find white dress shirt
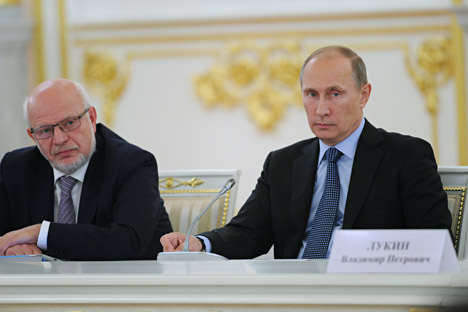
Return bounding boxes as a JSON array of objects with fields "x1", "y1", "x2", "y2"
[
  {"x1": 201, "y1": 118, "x2": 365, "y2": 256},
  {"x1": 297, "y1": 117, "x2": 365, "y2": 258}
]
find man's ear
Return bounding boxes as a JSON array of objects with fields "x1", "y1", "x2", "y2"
[
  {"x1": 360, "y1": 83, "x2": 372, "y2": 108},
  {"x1": 27, "y1": 128, "x2": 36, "y2": 143},
  {"x1": 88, "y1": 106, "x2": 98, "y2": 133}
]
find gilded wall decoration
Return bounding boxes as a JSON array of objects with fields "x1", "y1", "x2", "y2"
[
  {"x1": 0, "y1": 0, "x2": 20, "y2": 5},
  {"x1": 194, "y1": 41, "x2": 302, "y2": 131},
  {"x1": 82, "y1": 51, "x2": 128, "y2": 127},
  {"x1": 405, "y1": 36, "x2": 453, "y2": 157}
]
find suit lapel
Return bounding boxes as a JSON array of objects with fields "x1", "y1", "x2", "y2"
[
  {"x1": 30, "y1": 151, "x2": 54, "y2": 223},
  {"x1": 77, "y1": 131, "x2": 105, "y2": 224},
  {"x1": 343, "y1": 120, "x2": 384, "y2": 228},
  {"x1": 286, "y1": 139, "x2": 319, "y2": 256}
]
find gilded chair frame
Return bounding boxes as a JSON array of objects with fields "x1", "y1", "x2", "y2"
[
  {"x1": 158, "y1": 169, "x2": 241, "y2": 234},
  {"x1": 438, "y1": 166, "x2": 468, "y2": 259}
]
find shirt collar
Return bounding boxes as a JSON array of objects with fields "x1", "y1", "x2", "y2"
[
  {"x1": 318, "y1": 117, "x2": 365, "y2": 163},
  {"x1": 53, "y1": 159, "x2": 91, "y2": 185}
]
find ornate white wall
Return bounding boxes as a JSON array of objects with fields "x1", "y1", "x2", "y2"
[
  {"x1": 3, "y1": 0, "x2": 468, "y2": 208},
  {"x1": 0, "y1": 4, "x2": 32, "y2": 156}
]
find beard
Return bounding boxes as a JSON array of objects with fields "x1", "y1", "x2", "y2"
[{"x1": 38, "y1": 135, "x2": 96, "y2": 175}]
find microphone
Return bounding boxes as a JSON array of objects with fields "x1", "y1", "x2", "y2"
[
  {"x1": 157, "y1": 178, "x2": 235, "y2": 262},
  {"x1": 182, "y1": 178, "x2": 235, "y2": 252}
]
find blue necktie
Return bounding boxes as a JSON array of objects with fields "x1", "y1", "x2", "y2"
[
  {"x1": 58, "y1": 176, "x2": 78, "y2": 224},
  {"x1": 302, "y1": 147, "x2": 343, "y2": 259}
]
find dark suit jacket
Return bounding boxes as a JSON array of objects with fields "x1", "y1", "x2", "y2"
[
  {"x1": 202, "y1": 120, "x2": 452, "y2": 259},
  {"x1": 0, "y1": 124, "x2": 172, "y2": 260}
]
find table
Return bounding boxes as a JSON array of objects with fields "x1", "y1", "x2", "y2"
[{"x1": 0, "y1": 259, "x2": 467, "y2": 311}]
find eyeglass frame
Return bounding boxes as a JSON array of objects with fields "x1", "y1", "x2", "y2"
[{"x1": 29, "y1": 108, "x2": 90, "y2": 140}]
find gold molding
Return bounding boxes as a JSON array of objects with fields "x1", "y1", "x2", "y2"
[
  {"x1": 58, "y1": 0, "x2": 68, "y2": 78},
  {"x1": 125, "y1": 50, "x2": 218, "y2": 59},
  {"x1": 159, "y1": 177, "x2": 205, "y2": 190},
  {"x1": 74, "y1": 25, "x2": 451, "y2": 46},
  {"x1": 222, "y1": 190, "x2": 230, "y2": 225},
  {"x1": 0, "y1": 0, "x2": 20, "y2": 5},
  {"x1": 161, "y1": 189, "x2": 220, "y2": 194},
  {"x1": 444, "y1": 186, "x2": 466, "y2": 250},
  {"x1": 32, "y1": 0, "x2": 45, "y2": 84},
  {"x1": 69, "y1": 9, "x2": 454, "y2": 32},
  {"x1": 451, "y1": 16, "x2": 468, "y2": 165}
]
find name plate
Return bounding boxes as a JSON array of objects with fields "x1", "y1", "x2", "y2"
[{"x1": 327, "y1": 229, "x2": 460, "y2": 273}]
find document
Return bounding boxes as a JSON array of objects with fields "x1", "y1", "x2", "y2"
[{"x1": 0, "y1": 254, "x2": 58, "y2": 262}]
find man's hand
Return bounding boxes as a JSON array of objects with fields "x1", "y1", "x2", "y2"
[
  {"x1": 0, "y1": 224, "x2": 41, "y2": 256},
  {"x1": 160, "y1": 232, "x2": 202, "y2": 252},
  {"x1": 5, "y1": 243, "x2": 42, "y2": 256}
]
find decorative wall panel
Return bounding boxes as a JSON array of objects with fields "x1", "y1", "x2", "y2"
[{"x1": 29, "y1": 1, "x2": 468, "y2": 206}]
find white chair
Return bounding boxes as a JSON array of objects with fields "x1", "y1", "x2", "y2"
[
  {"x1": 159, "y1": 170, "x2": 241, "y2": 235},
  {"x1": 438, "y1": 166, "x2": 468, "y2": 259}
]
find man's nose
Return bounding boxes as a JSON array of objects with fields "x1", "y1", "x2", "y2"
[
  {"x1": 316, "y1": 98, "x2": 330, "y2": 116},
  {"x1": 52, "y1": 126, "x2": 68, "y2": 145}
]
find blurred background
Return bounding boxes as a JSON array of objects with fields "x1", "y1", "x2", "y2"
[{"x1": 1, "y1": 0, "x2": 468, "y2": 208}]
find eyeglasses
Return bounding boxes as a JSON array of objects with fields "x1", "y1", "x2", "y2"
[{"x1": 30, "y1": 108, "x2": 90, "y2": 140}]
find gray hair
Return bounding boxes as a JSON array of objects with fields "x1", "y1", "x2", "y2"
[
  {"x1": 23, "y1": 80, "x2": 92, "y2": 128},
  {"x1": 299, "y1": 45, "x2": 368, "y2": 89}
]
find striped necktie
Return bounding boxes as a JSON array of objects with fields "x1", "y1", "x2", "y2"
[{"x1": 58, "y1": 176, "x2": 78, "y2": 224}]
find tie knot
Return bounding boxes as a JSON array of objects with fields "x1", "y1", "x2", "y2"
[
  {"x1": 325, "y1": 147, "x2": 342, "y2": 164},
  {"x1": 61, "y1": 176, "x2": 78, "y2": 194}
]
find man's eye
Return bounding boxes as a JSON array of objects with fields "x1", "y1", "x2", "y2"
[
  {"x1": 63, "y1": 119, "x2": 76, "y2": 128},
  {"x1": 332, "y1": 92, "x2": 340, "y2": 97},
  {"x1": 308, "y1": 92, "x2": 317, "y2": 97},
  {"x1": 40, "y1": 128, "x2": 52, "y2": 134}
]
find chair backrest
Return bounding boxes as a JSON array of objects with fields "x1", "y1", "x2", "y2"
[
  {"x1": 438, "y1": 166, "x2": 468, "y2": 259},
  {"x1": 159, "y1": 169, "x2": 241, "y2": 235}
]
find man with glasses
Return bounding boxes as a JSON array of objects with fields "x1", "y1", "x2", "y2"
[{"x1": 0, "y1": 78, "x2": 172, "y2": 260}]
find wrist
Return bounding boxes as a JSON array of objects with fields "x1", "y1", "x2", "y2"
[{"x1": 196, "y1": 237, "x2": 206, "y2": 252}]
